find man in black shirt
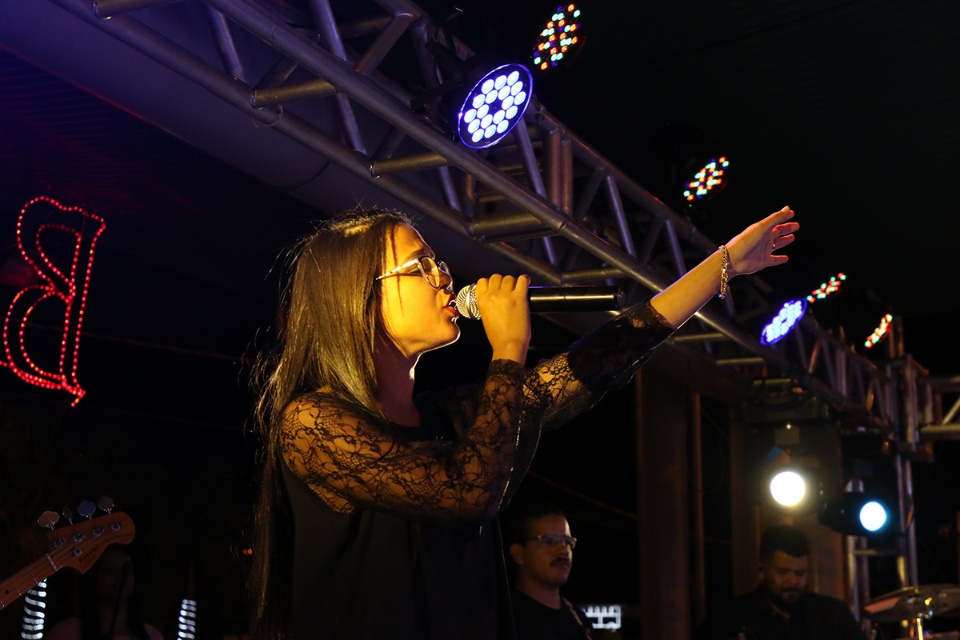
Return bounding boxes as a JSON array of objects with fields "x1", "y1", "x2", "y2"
[
  {"x1": 505, "y1": 503, "x2": 593, "y2": 640},
  {"x1": 695, "y1": 525, "x2": 867, "y2": 640}
]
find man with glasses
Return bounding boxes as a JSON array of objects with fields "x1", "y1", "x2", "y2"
[{"x1": 506, "y1": 502, "x2": 592, "y2": 640}]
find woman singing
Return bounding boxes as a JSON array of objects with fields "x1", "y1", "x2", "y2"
[{"x1": 250, "y1": 205, "x2": 798, "y2": 639}]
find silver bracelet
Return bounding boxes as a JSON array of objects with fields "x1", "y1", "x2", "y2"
[{"x1": 719, "y1": 244, "x2": 730, "y2": 299}]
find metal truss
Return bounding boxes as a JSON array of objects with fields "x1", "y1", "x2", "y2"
[
  {"x1": 919, "y1": 375, "x2": 960, "y2": 441},
  {"x1": 62, "y1": 0, "x2": 915, "y2": 419}
]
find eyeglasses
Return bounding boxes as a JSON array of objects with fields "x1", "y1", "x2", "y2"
[
  {"x1": 526, "y1": 534, "x2": 577, "y2": 550},
  {"x1": 376, "y1": 255, "x2": 452, "y2": 291}
]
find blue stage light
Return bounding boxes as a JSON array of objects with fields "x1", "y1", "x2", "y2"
[
  {"x1": 761, "y1": 298, "x2": 807, "y2": 345},
  {"x1": 858, "y1": 499, "x2": 889, "y2": 532},
  {"x1": 456, "y1": 64, "x2": 532, "y2": 149},
  {"x1": 820, "y1": 492, "x2": 893, "y2": 536}
]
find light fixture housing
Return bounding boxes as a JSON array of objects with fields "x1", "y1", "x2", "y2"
[
  {"x1": 410, "y1": 38, "x2": 533, "y2": 151},
  {"x1": 453, "y1": 63, "x2": 533, "y2": 149},
  {"x1": 820, "y1": 491, "x2": 894, "y2": 537}
]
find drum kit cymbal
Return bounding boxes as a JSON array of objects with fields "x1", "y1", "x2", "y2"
[{"x1": 864, "y1": 584, "x2": 960, "y2": 639}]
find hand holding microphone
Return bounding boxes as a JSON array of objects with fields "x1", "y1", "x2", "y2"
[
  {"x1": 470, "y1": 274, "x2": 533, "y2": 365},
  {"x1": 455, "y1": 283, "x2": 625, "y2": 320},
  {"x1": 456, "y1": 276, "x2": 625, "y2": 364}
]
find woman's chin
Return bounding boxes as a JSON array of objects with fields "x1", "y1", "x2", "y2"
[
  {"x1": 427, "y1": 329, "x2": 461, "y2": 353},
  {"x1": 442, "y1": 327, "x2": 462, "y2": 347}
]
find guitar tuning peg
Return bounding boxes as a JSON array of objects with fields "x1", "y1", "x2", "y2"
[
  {"x1": 77, "y1": 500, "x2": 96, "y2": 519},
  {"x1": 37, "y1": 511, "x2": 60, "y2": 530},
  {"x1": 97, "y1": 496, "x2": 115, "y2": 514},
  {"x1": 61, "y1": 506, "x2": 74, "y2": 525}
]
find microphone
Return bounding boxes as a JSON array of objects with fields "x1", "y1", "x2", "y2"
[{"x1": 455, "y1": 284, "x2": 624, "y2": 320}]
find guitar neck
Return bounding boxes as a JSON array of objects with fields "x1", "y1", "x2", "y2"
[
  {"x1": 0, "y1": 553, "x2": 56, "y2": 611},
  {"x1": 0, "y1": 511, "x2": 134, "y2": 612}
]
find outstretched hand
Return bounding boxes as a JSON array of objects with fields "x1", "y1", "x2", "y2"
[
  {"x1": 726, "y1": 206, "x2": 799, "y2": 276},
  {"x1": 650, "y1": 206, "x2": 799, "y2": 329}
]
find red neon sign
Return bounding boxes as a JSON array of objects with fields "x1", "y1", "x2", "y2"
[{"x1": 1, "y1": 196, "x2": 106, "y2": 405}]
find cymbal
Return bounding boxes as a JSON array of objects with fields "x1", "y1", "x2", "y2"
[{"x1": 864, "y1": 584, "x2": 960, "y2": 622}]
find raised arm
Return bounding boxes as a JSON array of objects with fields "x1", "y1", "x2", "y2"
[
  {"x1": 651, "y1": 206, "x2": 798, "y2": 328},
  {"x1": 522, "y1": 207, "x2": 799, "y2": 428}
]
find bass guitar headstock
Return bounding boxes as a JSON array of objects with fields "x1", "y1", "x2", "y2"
[{"x1": 37, "y1": 496, "x2": 136, "y2": 575}]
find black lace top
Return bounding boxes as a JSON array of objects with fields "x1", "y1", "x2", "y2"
[{"x1": 279, "y1": 301, "x2": 674, "y2": 639}]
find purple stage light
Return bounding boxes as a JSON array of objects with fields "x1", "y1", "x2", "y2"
[
  {"x1": 761, "y1": 298, "x2": 807, "y2": 345},
  {"x1": 457, "y1": 64, "x2": 532, "y2": 149}
]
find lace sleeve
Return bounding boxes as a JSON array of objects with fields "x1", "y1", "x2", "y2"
[
  {"x1": 522, "y1": 300, "x2": 675, "y2": 431},
  {"x1": 279, "y1": 360, "x2": 528, "y2": 521}
]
